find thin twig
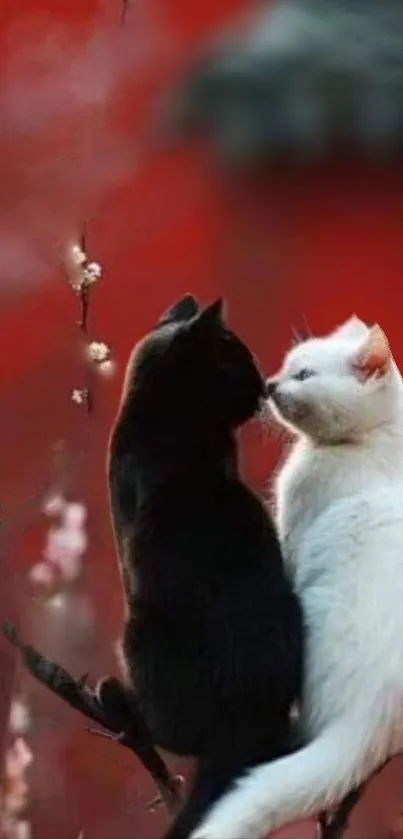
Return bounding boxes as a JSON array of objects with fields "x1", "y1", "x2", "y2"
[
  {"x1": 78, "y1": 286, "x2": 90, "y2": 333},
  {"x1": 318, "y1": 786, "x2": 366, "y2": 839},
  {"x1": 76, "y1": 222, "x2": 96, "y2": 414},
  {"x1": 120, "y1": 0, "x2": 129, "y2": 26},
  {"x1": 2, "y1": 622, "x2": 182, "y2": 816},
  {"x1": 318, "y1": 759, "x2": 394, "y2": 839},
  {"x1": 78, "y1": 223, "x2": 91, "y2": 335}
]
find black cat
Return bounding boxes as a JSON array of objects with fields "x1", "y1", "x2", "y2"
[{"x1": 104, "y1": 294, "x2": 303, "y2": 839}]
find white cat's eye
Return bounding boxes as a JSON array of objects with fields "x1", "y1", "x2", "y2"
[{"x1": 293, "y1": 368, "x2": 316, "y2": 382}]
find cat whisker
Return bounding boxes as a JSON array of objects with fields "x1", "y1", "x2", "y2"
[
  {"x1": 291, "y1": 317, "x2": 312, "y2": 348},
  {"x1": 291, "y1": 326, "x2": 304, "y2": 347},
  {"x1": 258, "y1": 401, "x2": 287, "y2": 446},
  {"x1": 301, "y1": 314, "x2": 312, "y2": 339}
]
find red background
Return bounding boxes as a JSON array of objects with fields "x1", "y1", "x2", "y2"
[{"x1": 1, "y1": 1, "x2": 403, "y2": 837}]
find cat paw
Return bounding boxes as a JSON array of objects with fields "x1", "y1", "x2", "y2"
[
  {"x1": 96, "y1": 676, "x2": 135, "y2": 730},
  {"x1": 146, "y1": 774, "x2": 185, "y2": 812}
]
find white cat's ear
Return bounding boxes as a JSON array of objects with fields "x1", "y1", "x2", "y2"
[
  {"x1": 352, "y1": 324, "x2": 391, "y2": 379},
  {"x1": 333, "y1": 315, "x2": 369, "y2": 342}
]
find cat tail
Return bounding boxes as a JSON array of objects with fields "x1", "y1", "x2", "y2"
[
  {"x1": 164, "y1": 757, "x2": 246, "y2": 839},
  {"x1": 190, "y1": 721, "x2": 379, "y2": 839}
]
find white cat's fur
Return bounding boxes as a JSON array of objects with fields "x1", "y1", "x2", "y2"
[{"x1": 191, "y1": 316, "x2": 403, "y2": 839}]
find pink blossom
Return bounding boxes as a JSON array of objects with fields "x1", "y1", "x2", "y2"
[
  {"x1": 3, "y1": 777, "x2": 29, "y2": 815},
  {"x1": 9, "y1": 700, "x2": 31, "y2": 737},
  {"x1": 42, "y1": 493, "x2": 65, "y2": 517},
  {"x1": 98, "y1": 359, "x2": 116, "y2": 377},
  {"x1": 43, "y1": 526, "x2": 87, "y2": 565},
  {"x1": 13, "y1": 820, "x2": 32, "y2": 839},
  {"x1": 63, "y1": 502, "x2": 87, "y2": 529},
  {"x1": 58, "y1": 551, "x2": 83, "y2": 582},
  {"x1": 45, "y1": 593, "x2": 69, "y2": 611},
  {"x1": 28, "y1": 562, "x2": 54, "y2": 587},
  {"x1": 10, "y1": 740, "x2": 33, "y2": 773}
]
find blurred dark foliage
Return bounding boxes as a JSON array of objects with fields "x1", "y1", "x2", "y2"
[{"x1": 169, "y1": 0, "x2": 403, "y2": 164}]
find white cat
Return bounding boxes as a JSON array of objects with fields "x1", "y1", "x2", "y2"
[{"x1": 191, "y1": 316, "x2": 403, "y2": 839}]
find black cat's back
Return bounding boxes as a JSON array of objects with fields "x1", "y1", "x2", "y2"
[
  {"x1": 110, "y1": 433, "x2": 302, "y2": 759},
  {"x1": 107, "y1": 294, "x2": 303, "y2": 839}
]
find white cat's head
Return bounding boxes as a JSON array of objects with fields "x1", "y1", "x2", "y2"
[{"x1": 267, "y1": 316, "x2": 401, "y2": 443}]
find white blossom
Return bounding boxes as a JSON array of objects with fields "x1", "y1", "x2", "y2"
[
  {"x1": 3, "y1": 778, "x2": 28, "y2": 815},
  {"x1": 83, "y1": 262, "x2": 102, "y2": 285},
  {"x1": 87, "y1": 341, "x2": 110, "y2": 364},
  {"x1": 6, "y1": 740, "x2": 33, "y2": 778},
  {"x1": 29, "y1": 562, "x2": 54, "y2": 587},
  {"x1": 43, "y1": 526, "x2": 87, "y2": 565},
  {"x1": 42, "y1": 493, "x2": 65, "y2": 517},
  {"x1": 36, "y1": 497, "x2": 88, "y2": 591},
  {"x1": 63, "y1": 502, "x2": 87, "y2": 529},
  {"x1": 98, "y1": 359, "x2": 116, "y2": 378},
  {"x1": 64, "y1": 243, "x2": 102, "y2": 291},
  {"x1": 13, "y1": 741, "x2": 33, "y2": 773},
  {"x1": 46, "y1": 593, "x2": 68, "y2": 611},
  {"x1": 72, "y1": 389, "x2": 85, "y2": 405},
  {"x1": 58, "y1": 552, "x2": 83, "y2": 582},
  {"x1": 86, "y1": 261, "x2": 101, "y2": 276},
  {"x1": 9, "y1": 700, "x2": 31, "y2": 737},
  {"x1": 69, "y1": 243, "x2": 86, "y2": 266},
  {"x1": 14, "y1": 821, "x2": 32, "y2": 839}
]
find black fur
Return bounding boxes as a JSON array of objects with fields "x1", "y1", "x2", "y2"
[{"x1": 106, "y1": 294, "x2": 303, "y2": 839}]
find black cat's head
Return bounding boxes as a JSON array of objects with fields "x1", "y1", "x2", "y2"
[{"x1": 123, "y1": 293, "x2": 265, "y2": 430}]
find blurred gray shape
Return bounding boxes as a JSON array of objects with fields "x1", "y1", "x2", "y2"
[{"x1": 166, "y1": 0, "x2": 403, "y2": 163}]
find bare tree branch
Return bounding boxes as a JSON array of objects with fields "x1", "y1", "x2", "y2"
[
  {"x1": 3, "y1": 622, "x2": 183, "y2": 816},
  {"x1": 120, "y1": 0, "x2": 130, "y2": 27},
  {"x1": 318, "y1": 759, "x2": 395, "y2": 839},
  {"x1": 318, "y1": 786, "x2": 367, "y2": 839}
]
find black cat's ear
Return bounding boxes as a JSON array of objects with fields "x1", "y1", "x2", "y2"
[
  {"x1": 193, "y1": 297, "x2": 226, "y2": 331},
  {"x1": 158, "y1": 294, "x2": 199, "y2": 327}
]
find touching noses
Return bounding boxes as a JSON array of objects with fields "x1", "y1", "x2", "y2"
[{"x1": 265, "y1": 377, "x2": 278, "y2": 398}]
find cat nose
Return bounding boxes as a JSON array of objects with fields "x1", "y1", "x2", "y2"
[{"x1": 265, "y1": 378, "x2": 278, "y2": 398}]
